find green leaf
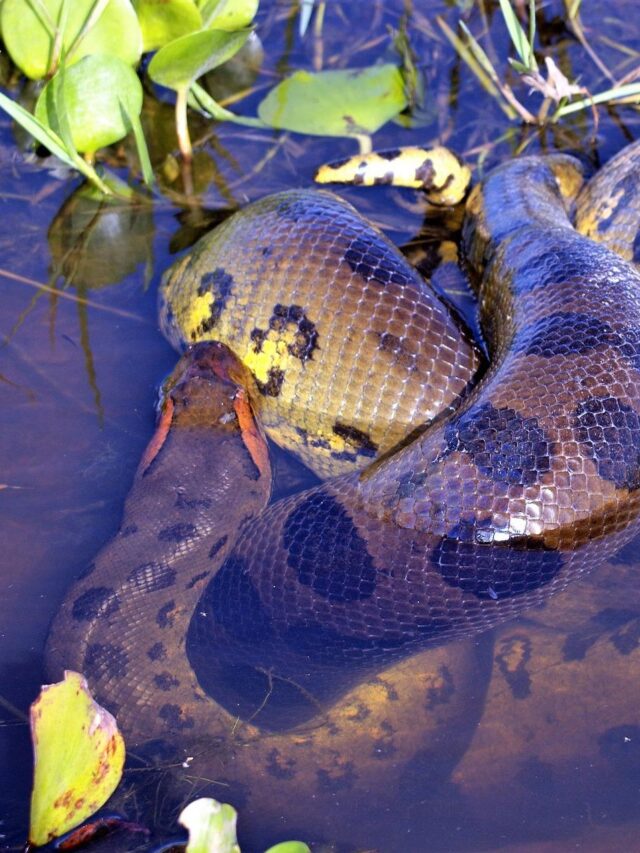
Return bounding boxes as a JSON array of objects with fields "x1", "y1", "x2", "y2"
[
  {"x1": 0, "y1": 0, "x2": 142, "y2": 80},
  {"x1": 264, "y1": 843, "x2": 311, "y2": 853},
  {"x1": 133, "y1": 0, "x2": 202, "y2": 52},
  {"x1": 29, "y1": 671, "x2": 125, "y2": 847},
  {"x1": 199, "y1": 0, "x2": 258, "y2": 30},
  {"x1": 35, "y1": 53, "x2": 144, "y2": 153},
  {"x1": 179, "y1": 798, "x2": 240, "y2": 853},
  {"x1": 0, "y1": 90, "x2": 113, "y2": 192},
  {"x1": 148, "y1": 27, "x2": 251, "y2": 91},
  {"x1": 257, "y1": 64, "x2": 408, "y2": 137}
]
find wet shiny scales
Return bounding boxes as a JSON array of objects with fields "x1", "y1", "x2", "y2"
[{"x1": 45, "y1": 141, "x2": 640, "y2": 840}]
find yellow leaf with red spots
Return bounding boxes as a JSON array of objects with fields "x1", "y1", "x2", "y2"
[{"x1": 29, "y1": 671, "x2": 125, "y2": 847}]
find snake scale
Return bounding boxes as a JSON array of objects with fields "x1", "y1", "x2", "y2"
[{"x1": 45, "y1": 141, "x2": 640, "y2": 833}]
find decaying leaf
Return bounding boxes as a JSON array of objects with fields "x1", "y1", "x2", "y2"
[
  {"x1": 29, "y1": 671, "x2": 125, "y2": 847},
  {"x1": 522, "y1": 56, "x2": 586, "y2": 102}
]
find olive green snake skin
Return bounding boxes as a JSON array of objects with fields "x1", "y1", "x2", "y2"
[{"x1": 45, "y1": 140, "x2": 640, "y2": 839}]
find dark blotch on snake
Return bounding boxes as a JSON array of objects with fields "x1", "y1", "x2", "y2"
[
  {"x1": 153, "y1": 672, "x2": 180, "y2": 691},
  {"x1": 264, "y1": 304, "x2": 319, "y2": 362},
  {"x1": 266, "y1": 748, "x2": 296, "y2": 780},
  {"x1": 157, "y1": 522, "x2": 196, "y2": 543},
  {"x1": 191, "y1": 552, "x2": 275, "y2": 646},
  {"x1": 158, "y1": 703, "x2": 195, "y2": 731},
  {"x1": 444, "y1": 402, "x2": 552, "y2": 486},
  {"x1": 84, "y1": 643, "x2": 128, "y2": 680},
  {"x1": 414, "y1": 158, "x2": 436, "y2": 187},
  {"x1": 256, "y1": 367, "x2": 285, "y2": 397},
  {"x1": 316, "y1": 763, "x2": 357, "y2": 793},
  {"x1": 496, "y1": 634, "x2": 532, "y2": 699},
  {"x1": 332, "y1": 422, "x2": 378, "y2": 457},
  {"x1": 72, "y1": 587, "x2": 120, "y2": 621},
  {"x1": 208, "y1": 535, "x2": 228, "y2": 559},
  {"x1": 633, "y1": 230, "x2": 640, "y2": 263},
  {"x1": 573, "y1": 394, "x2": 640, "y2": 490},
  {"x1": 514, "y1": 312, "x2": 618, "y2": 358},
  {"x1": 147, "y1": 642, "x2": 167, "y2": 661},
  {"x1": 282, "y1": 490, "x2": 377, "y2": 602},
  {"x1": 186, "y1": 571, "x2": 209, "y2": 590},
  {"x1": 196, "y1": 267, "x2": 234, "y2": 330},
  {"x1": 514, "y1": 311, "x2": 640, "y2": 371},
  {"x1": 156, "y1": 600, "x2": 176, "y2": 628},
  {"x1": 343, "y1": 235, "x2": 411, "y2": 286},
  {"x1": 127, "y1": 562, "x2": 177, "y2": 593},
  {"x1": 424, "y1": 664, "x2": 455, "y2": 710},
  {"x1": 432, "y1": 520, "x2": 564, "y2": 600},
  {"x1": 175, "y1": 493, "x2": 212, "y2": 510}
]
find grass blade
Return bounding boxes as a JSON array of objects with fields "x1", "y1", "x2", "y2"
[
  {"x1": 498, "y1": 0, "x2": 538, "y2": 72},
  {"x1": 438, "y1": 17, "x2": 517, "y2": 119},
  {"x1": 0, "y1": 92, "x2": 112, "y2": 193},
  {"x1": 0, "y1": 91, "x2": 76, "y2": 166},
  {"x1": 554, "y1": 82, "x2": 640, "y2": 117},
  {"x1": 129, "y1": 111, "x2": 154, "y2": 187}
]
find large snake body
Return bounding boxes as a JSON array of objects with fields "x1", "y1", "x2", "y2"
[{"x1": 46, "y1": 143, "x2": 640, "y2": 838}]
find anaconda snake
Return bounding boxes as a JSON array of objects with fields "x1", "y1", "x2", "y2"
[{"x1": 45, "y1": 141, "x2": 640, "y2": 834}]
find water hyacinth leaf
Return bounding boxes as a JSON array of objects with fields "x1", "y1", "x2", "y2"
[
  {"x1": 0, "y1": 0, "x2": 141, "y2": 80},
  {"x1": 29, "y1": 671, "x2": 125, "y2": 847},
  {"x1": 148, "y1": 27, "x2": 252, "y2": 91},
  {"x1": 257, "y1": 65, "x2": 408, "y2": 136},
  {"x1": 179, "y1": 798, "x2": 240, "y2": 853},
  {"x1": 199, "y1": 0, "x2": 259, "y2": 30},
  {"x1": 35, "y1": 54, "x2": 144, "y2": 153},
  {"x1": 264, "y1": 843, "x2": 311, "y2": 853},
  {"x1": 133, "y1": 0, "x2": 202, "y2": 52}
]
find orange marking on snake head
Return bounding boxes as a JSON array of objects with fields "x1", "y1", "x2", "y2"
[
  {"x1": 233, "y1": 389, "x2": 270, "y2": 480},
  {"x1": 138, "y1": 396, "x2": 175, "y2": 475}
]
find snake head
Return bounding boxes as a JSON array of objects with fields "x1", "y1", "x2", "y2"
[{"x1": 139, "y1": 342, "x2": 269, "y2": 481}]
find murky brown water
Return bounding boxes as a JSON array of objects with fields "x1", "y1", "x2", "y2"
[{"x1": 2, "y1": 1, "x2": 640, "y2": 850}]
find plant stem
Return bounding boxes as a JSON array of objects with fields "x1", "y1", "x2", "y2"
[{"x1": 175, "y1": 87, "x2": 192, "y2": 163}]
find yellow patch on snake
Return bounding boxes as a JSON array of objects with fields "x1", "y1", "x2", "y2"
[
  {"x1": 244, "y1": 331, "x2": 297, "y2": 388},
  {"x1": 185, "y1": 292, "x2": 214, "y2": 337},
  {"x1": 315, "y1": 145, "x2": 471, "y2": 206},
  {"x1": 576, "y1": 184, "x2": 627, "y2": 239}
]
